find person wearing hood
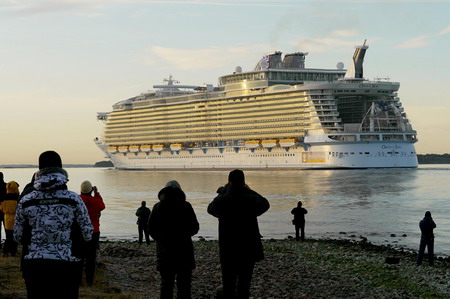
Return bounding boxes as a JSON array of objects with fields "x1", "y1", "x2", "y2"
[
  {"x1": 0, "y1": 181, "x2": 19, "y2": 256},
  {"x1": 417, "y1": 211, "x2": 437, "y2": 266},
  {"x1": 208, "y1": 169, "x2": 270, "y2": 299},
  {"x1": 14, "y1": 151, "x2": 93, "y2": 299},
  {"x1": 148, "y1": 180, "x2": 199, "y2": 299},
  {"x1": 79, "y1": 181, "x2": 106, "y2": 286}
]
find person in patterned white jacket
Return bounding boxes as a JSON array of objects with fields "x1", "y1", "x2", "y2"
[{"x1": 14, "y1": 151, "x2": 93, "y2": 299}]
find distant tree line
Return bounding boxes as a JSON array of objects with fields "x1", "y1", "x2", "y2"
[
  {"x1": 417, "y1": 154, "x2": 450, "y2": 164},
  {"x1": 94, "y1": 161, "x2": 114, "y2": 167}
]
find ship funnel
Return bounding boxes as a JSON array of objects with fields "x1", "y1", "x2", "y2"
[
  {"x1": 344, "y1": 40, "x2": 369, "y2": 79},
  {"x1": 254, "y1": 51, "x2": 283, "y2": 70},
  {"x1": 282, "y1": 52, "x2": 308, "y2": 69}
]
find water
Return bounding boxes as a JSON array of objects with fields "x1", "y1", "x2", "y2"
[{"x1": 2, "y1": 165, "x2": 449, "y2": 255}]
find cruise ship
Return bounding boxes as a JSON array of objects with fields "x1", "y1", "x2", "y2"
[{"x1": 95, "y1": 41, "x2": 418, "y2": 169}]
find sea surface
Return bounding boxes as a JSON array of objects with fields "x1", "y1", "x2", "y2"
[{"x1": 1, "y1": 165, "x2": 449, "y2": 255}]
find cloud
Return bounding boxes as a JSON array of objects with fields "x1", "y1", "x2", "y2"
[
  {"x1": 295, "y1": 38, "x2": 361, "y2": 53},
  {"x1": 0, "y1": 0, "x2": 101, "y2": 16},
  {"x1": 330, "y1": 30, "x2": 360, "y2": 37},
  {"x1": 0, "y1": 0, "x2": 298, "y2": 16},
  {"x1": 438, "y1": 25, "x2": 450, "y2": 35},
  {"x1": 395, "y1": 25, "x2": 450, "y2": 49},
  {"x1": 395, "y1": 36, "x2": 430, "y2": 49},
  {"x1": 144, "y1": 45, "x2": 268, "y2": 70}
]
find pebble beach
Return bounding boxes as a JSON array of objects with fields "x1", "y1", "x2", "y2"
[{"x1": 96, "y1": 238, "x2": 450, "y2": 298}]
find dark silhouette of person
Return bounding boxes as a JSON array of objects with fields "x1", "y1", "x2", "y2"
[
  {"x1": 208, "y1": 169, "x2": 270, "y2": 299},
  {"x1": 13, "y1": 151, "x2": 93, "y2": 299},
  {"x1": 417, "y1": 211, "x2": 436, "y2": 266},
  {"x1": 136, "y1": 201, "x2": 151, "y2": 245},
  {"x1": 80, "y1": 181, "x2": 106, "y2": 286},
  {"x1": 0, "y1": 172, "x2": 6, "y2": 249},
  {"x1": 291, "y1": 201, "x2": 308, "y2": 241},
  {"x1": 1, "y1": 181, "x2": 19, "y2": 256},
  {"x1": 148, "y1": 180, "x2": 199, "y2": 299}
]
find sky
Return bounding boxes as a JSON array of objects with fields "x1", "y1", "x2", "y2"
[{"x1": 1, "y1": 0, "x2": 449, "y2": 165}]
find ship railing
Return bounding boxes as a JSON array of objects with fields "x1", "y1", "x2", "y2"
[{"x1": 324, "y1": 128, "x2": 417, "y2": 134}]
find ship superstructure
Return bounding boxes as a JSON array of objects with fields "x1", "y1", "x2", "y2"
[{"x1": 95, "y1": 42, "x2": 418, "y2": 169}]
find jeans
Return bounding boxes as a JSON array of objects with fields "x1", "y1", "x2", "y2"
[
  {"x1": 84, "y1": 232, "x2": 100, "y2": 285},
  {"x1": 417, "y1": 236, "x2": 434, "y2": 266},
  {"x1": 221, "y1": 260, "x2": 255, "y2": 299},
  {"x1": 22, "y1": 259, "x2": 83, "y2": 299},
  {"x1": 159, "y1": 269, "x2": 192, "y2": 299}
]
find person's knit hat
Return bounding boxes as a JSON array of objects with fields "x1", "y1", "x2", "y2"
[
  {"x1": 39, "y1": 151, "x2": 62, "y2": 169},
  {"x1": 80, "y1": 180, "x2": 93, "y2": 194},
  {"x1": 165, "y1": 180, "x2": 181, "y2": 189},
  {"x1": 6, "y1": 181, "x2": 19, "y2": 195}
]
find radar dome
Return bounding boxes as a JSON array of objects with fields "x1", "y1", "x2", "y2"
[
  {"x1": 336, "y1": 62, "x2": 344, "y2": 70},
  {"x1": 235, "y1": 66, "x2": 242, "y2": 73}
]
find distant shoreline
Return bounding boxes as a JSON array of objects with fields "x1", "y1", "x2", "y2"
[{"x1": 1, "y1": 154, "x2": 449, "y2": 169}]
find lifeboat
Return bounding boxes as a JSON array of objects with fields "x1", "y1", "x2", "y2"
[
  {"x1": 107, "y1": 146, "x2": 117, "y2": 153},
  {"x1": 245, "y1": 140, "x2": 260, "y2": 148},
  {"x1": 118, "y1": 146, "x2": 129, "y2": 153},
  {"x1": 262, "y1": 140, "x2": 278, "y2": 148},
  {"x1": 153, "y1": 144, "x2": 164, "y2": 152},
  {"x1": 129, "y1": 145, "x2": 140, "y2": 153},
  {"x1": 170, "y1": 143, "x2": 184, "y2": 151},
  {"x1": 140, "y1": 145, "x2": 152, "y2": 152},
  {"x1": 279, "y1": 138, "x2": 298, "y2": 148}
]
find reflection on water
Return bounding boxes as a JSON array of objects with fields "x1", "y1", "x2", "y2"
[{"x1": 1, "y1": 165, "x2": 449, "y2": 255}]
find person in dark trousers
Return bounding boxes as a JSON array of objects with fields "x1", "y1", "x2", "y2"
[
  {"x1": 1, "y1": 181, "x2": 19, "y2": 256},
  {"x1": 208, "y1": 169, "x2": 270, "y2": 299},
  {"x1": 148, "y1": 180, "x2": 199, "y2": 299},
  {"x1": 79, "y1": 181, "x2": 106, "y2": 286},
  {"x1": 136, "y1": 201, "x2": 151, "y2": 245},
  {"x1": 417, "y1": 211, "x2": 436, "y2": 266},
  {"x1": 14, "y1": 151, "x2": 93, "y2": 299},
  {"x1": 0, "y1": 172, "x2": 6, "y2": 249},
  {"x1": 291, "y1": 201, "x2": 308, "y2": 241}
]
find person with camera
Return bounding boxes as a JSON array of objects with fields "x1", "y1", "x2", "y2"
[{"x1": 80, "y1": 180, "x2": 106, "y2": 286}]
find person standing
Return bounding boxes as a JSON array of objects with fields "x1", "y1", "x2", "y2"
[
  {"x1": 208, "y1": 169, "x2": 270, "y2": 299},
  {"x1": 14, "y1": 151, "x2": 93, "y2": 299},
  {"x1": 148, "y1": 180, "x2": 199, "y2": 299},
  {"x1": 1, "y1": 181, "x2": 19, "y2": 257},
  {"x1": 291, "y1": 201, "x2": 308, "y2": 241},
  {"x1": 136, "y1": 201, "x2": 151, "y2": 245},
  {"x1": 79, "y1": 180, "x2": 106, "y2": 286},
  {"x1": 417, "y1": 211, "x2": 436, "y2": 266},
  {"x1": 0, "y1": 172, "x2": 6, "y2": 249}
]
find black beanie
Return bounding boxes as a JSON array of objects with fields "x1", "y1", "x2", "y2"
[{"x1": 39, "y1": 151, "x2": 63, "y2": 169}]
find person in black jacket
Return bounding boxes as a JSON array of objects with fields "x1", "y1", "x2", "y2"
[
  {"x1": 0, "y1": 172, "x2": 6, "y2": 249},
  {"x1": 208, "y1": 169, "x2": 270, "y2": 299},
  {"x1": 148, "y1": 180, "x2": 199, "y2": 299},
  {"x1": 291, "y1": 201, "x2": 308, "y2": 241},
  {"x1": 136, "y1": 201, "x2": 151, "y2": 245},
  {"x1": 417, "y1": 211, "x2": 437, "y2": 266}
]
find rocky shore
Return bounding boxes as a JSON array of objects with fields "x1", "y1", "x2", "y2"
[
  {"x1": 1, "y1": 238, "x2": 449, "y2": 298},
  {"x1": 97, "y1": 238, "x2": 450, "y2": 298}
]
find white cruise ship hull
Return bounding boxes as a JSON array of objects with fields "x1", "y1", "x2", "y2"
[{"x1": 97, "y1": 140, "x2": 417, "y2": 170}]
